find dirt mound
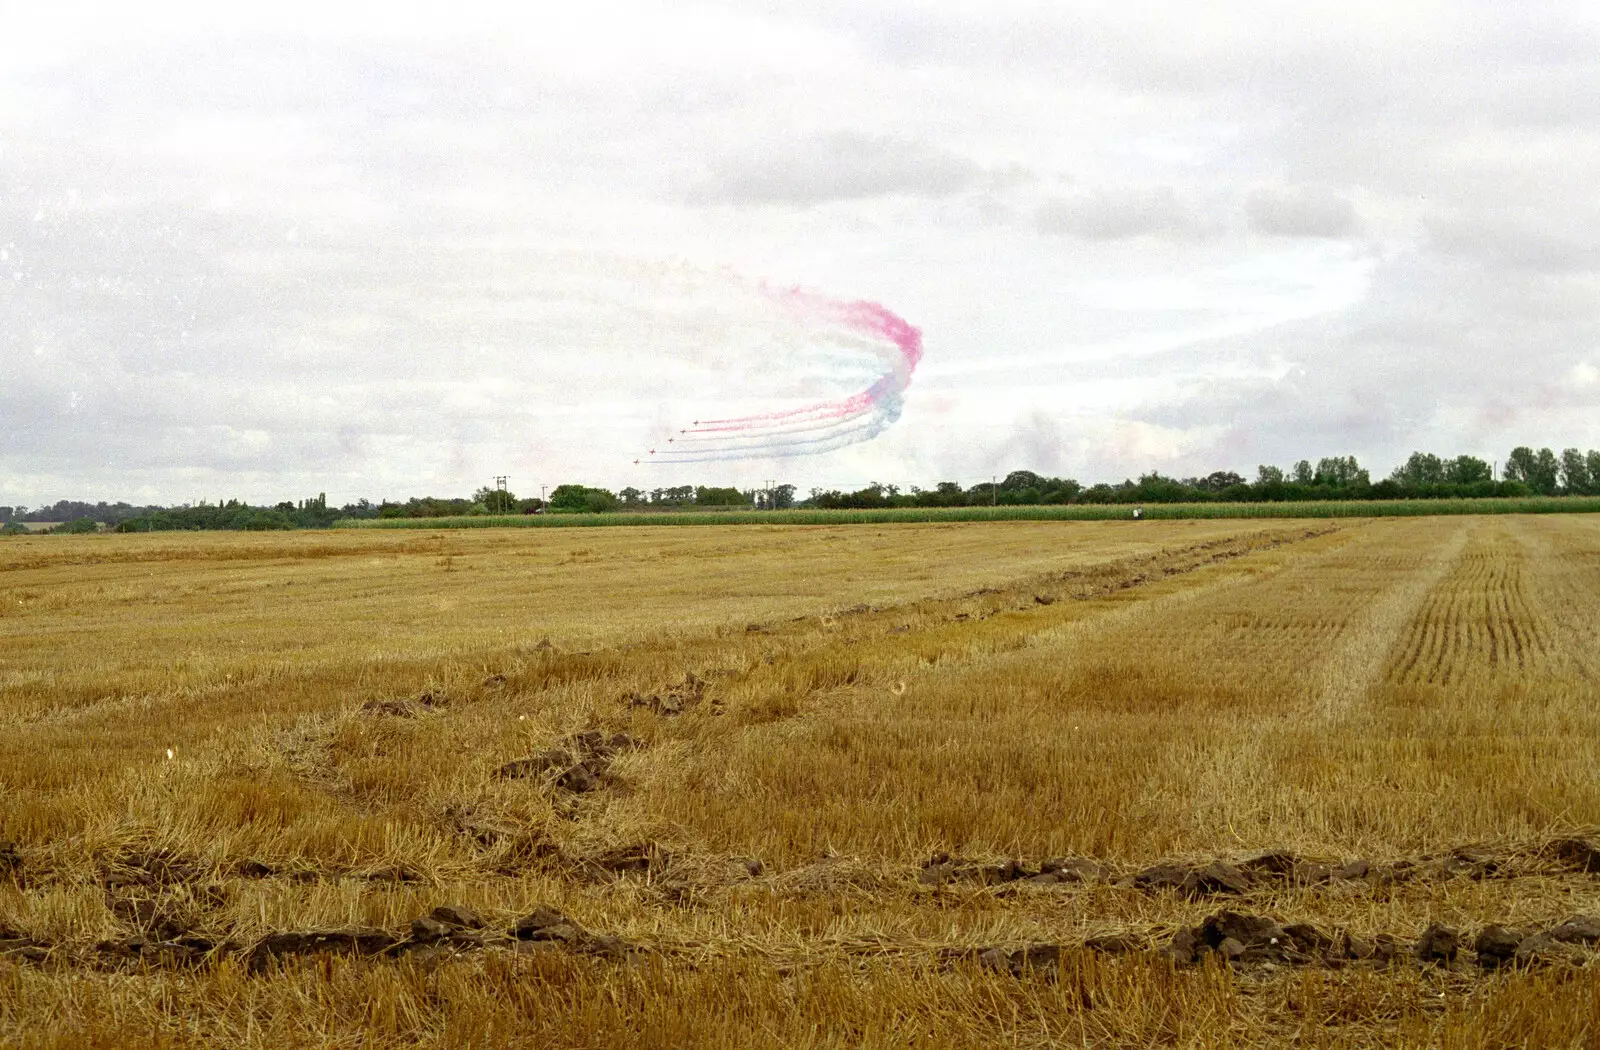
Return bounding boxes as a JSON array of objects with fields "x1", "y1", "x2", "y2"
[
  {"x1": 512, "y1": 904, "x2": 630, "y2": 957},
  {"x1": 0, "y1": 842, "x2": 23, "y2": 885},
  {"x1": 580, "y1": 843, "x2": 670, "y2": 879},
  {"x1": 914, "y1": 841, "x2": 1585, "y2": 898},
  {"x1": 495, "y1": 730, "x2": 638, "y2": 793},
  {"x1": 1549, "y1": 837, "x2": 1600, "y2": 873},
  {"x1": 624, "y1": 673, "x2": 708, "y2": 716},
  {"x1": 1158, "y1": 911, "x2": 1600, "y2": 971},
  {"x1": 361, "y1": 690, "x2": 447, "y2": 717}
]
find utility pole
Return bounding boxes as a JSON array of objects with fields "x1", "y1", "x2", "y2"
[
  {"x1": 992, "y1": 475, "x2": 997, "y2": 507},
  {"x1": 494, "y1": 476, "x2": 507, "y2": 492}
]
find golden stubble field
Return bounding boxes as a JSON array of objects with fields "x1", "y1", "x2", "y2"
[{"x1": 2, "y1": 516, "x2": 1599, "y2": 1048}]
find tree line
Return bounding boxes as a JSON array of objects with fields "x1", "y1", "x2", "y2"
[
  {"x1": 1, "y1": 495, "x2": 344, "y2": 534},
  {"x1": 4, "y1": 445, "x2": 1596, "y2": 534},
  {"x1": 804, "y1": 447, "x2": 1599, "y2": 509}
]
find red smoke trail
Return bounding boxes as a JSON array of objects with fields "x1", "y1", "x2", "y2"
[{"x1": 644, "y1": 284, "x2": 922, "y2": 463}]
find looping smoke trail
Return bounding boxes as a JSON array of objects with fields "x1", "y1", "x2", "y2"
[{"x1": 646, "y1": 285, "x2": 922, "y2": 464}]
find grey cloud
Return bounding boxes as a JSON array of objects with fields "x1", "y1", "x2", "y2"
[
  {"x1": 1425, "y1": 212, "x2": 1600, "y2": 273},
  {"x1": 1245, "y1": 186, "x2": 1360, "y2": 238},
  {"x1": 1034, "y1": 187, "x2": 1217, "y2": 241},
  {"x1": 687, "y1": 130, "x2": 985, "y2": 205},
  {"x1": 1118, "y1": 247, "x2": 1600, "y2": 472}
]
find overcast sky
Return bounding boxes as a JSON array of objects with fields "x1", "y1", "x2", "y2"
[{"x1": 4, "y1": 1, "x2": 1599, "y2": 507}]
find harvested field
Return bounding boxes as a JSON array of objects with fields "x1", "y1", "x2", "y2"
[{"x1": 2, "y1": 516, "x2": 1599, "y2": 1048}]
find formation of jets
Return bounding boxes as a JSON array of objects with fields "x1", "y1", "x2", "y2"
[{"x1": 634, "y1": 423, "x2": 700, "y2": 463}]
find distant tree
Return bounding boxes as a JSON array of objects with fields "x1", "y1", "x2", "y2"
[
  {"x1": 53, "y1": 517, "x2": 99, "y2": 534},
  {"x1": 547, "y1": 485, "x2": 592, "y2": 512},
  {"x1": 650, "y1": 485, "x2": 695, "y2": 505},
  {"x1": 548, "y1": 486, "x2": 619, "y2": 513},
  {"x1": 1129, "y1": 473, "x2": 1195, "y2": 502},
  {"x1": 1503, "y1": 446, "x2": 1539, "y2": 487},
  {"x1": 472, "y1": 486, "x2": 518, "y2": 513},
  {"x1": 1291, "y1": 460, "x2": 1315, "y2": 485},
  {"x1": 848, "y1": 483, "x2": 890, "y2": 507},
  {"x1": 1444, "y1": 455, "x2": 1493, "y2": 485},
  {"x1": 1043, "y1": 479, "x2": 1082, "y2": 503},
  {"x1": 771, "y1": 483, "x2": 796, "y2": 509},
  {"x1": 967, "y1": 481, "x2": 998, "y2": 505},
  {"x1": 1503, "y1": 446, "x2": 1561, "y2": 495},
  {"x1": 1, "y1": 521, "x2": 28, "y2": 536},
  {"x1": 1502, "y1": 446, "x2": 1560, "y2": 494},
  {"x1": 1588, "y1": 451, "x2": 1600, "y2": 491},
  {"x1": 1559, "y1": 448, "x2": 1592, "y2": 494},
  {"x1": 694, "y1": 485, "x2": 748, "y2": 507},
  {"x1": 1195, "y1": 470, "x2": 1245, "y2": 492},
  {"x1": 582, "y1": 489, "x2": 619, "y2": 513},
  {"x1": 619, "y1": 487, "x2": 645, "y2": 506},
  {"x1": 1390, "y1": 452, "x2": 1445, "y2": 487},
  {"x1": 1533, "y1": 448, "x2": 1560, "y2": 494},
  {"x1": 0, "y1": 507, "x2": 12, "y2": 523},
  {"x1": 805, "y1": 487, "x2": 841, "y2": 508},
  {"x1": 1255, "y1": 465, "x2": 1284, "y2": 485},
  {"x1": 1001, "y1": 470, "x2": 1045, "y2": 491},
  {"x1": 1315, "y1": 456, "x2": 1369, "y2": 487}
]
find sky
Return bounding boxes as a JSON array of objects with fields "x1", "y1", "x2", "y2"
[{"x1": 4, "y1": 0, "x2": 1599, "y2": 507}]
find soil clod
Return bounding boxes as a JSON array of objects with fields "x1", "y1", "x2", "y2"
[
  {"x1": 1415, "y1": 923, "x2": 1459, "y2": 965},
  {"x1": 364, "y1": 865, "x2": 421, "y2": 883},
  {"x1": 430, "y1": 905, "x2": 485, "y2": 930},
  {"x1": 362, "y1": 691, "x2": 446, "y2": 718},
  {"x1": 496, "y1": 729, "x2": 637, "y2": 792},
  {"x1": 1474, "y1": 926, "x2": 1521, "y2": 968},
  {"x1": 249, "y1": 927, "x2": 397, "y2": 970},
  {"x1": 1549, "y1": 837, "x2": 1600, "y2": 873},
  {"x1": 1334, "y1": 859, "x2": 1371, "y2": 881},
  {"x1": 626, "y1": 673, "x2": 706, "y2": 716},
  {"x1": 1084, "y1": 932, "x2": 1144, "y2": 954},
  {"x1": 1547, "y1": 915, "x2": 1600, "y2": 944},
  {"x1": 1041, "y1": 857, "x2": 1102, "y2": 882},
  {"x1": 1133, "y1": 859, "x2": 1250, "y2": 897},
  {"x1": 410, "y1": 916, "x2": 452, "y2": 942},
  {"x1": 0, "y1": 842, "x2": 22, "y2": 883},
  {"x1": 585, "y1": 844, "x2": 668, "y2": 877}
]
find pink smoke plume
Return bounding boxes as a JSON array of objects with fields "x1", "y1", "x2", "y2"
[{"x1": 646, "y1": 285, "x2": 922, "y2": 463}]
